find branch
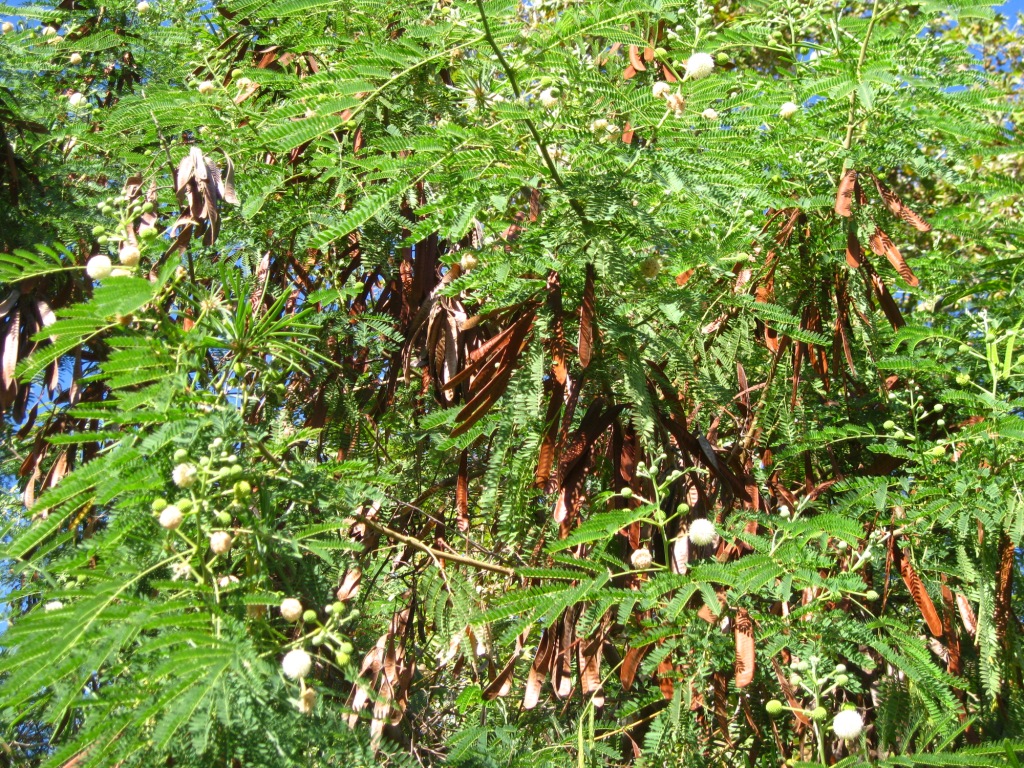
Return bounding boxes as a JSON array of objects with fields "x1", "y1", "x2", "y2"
[
  {"x1": 842, "y1": 0, "x2": 883, "y2": 156},
  {"x1": 354, "y1": 514, "x2": 517, "y2": 577}
]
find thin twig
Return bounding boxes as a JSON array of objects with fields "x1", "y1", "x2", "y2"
[{"x1": 354, "y1": 514, "x2": 517, "y2": 577}]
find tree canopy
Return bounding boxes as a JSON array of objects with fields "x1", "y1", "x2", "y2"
[{"x1": 1, "y1": 0, "x2": 1024, "y2": 765}]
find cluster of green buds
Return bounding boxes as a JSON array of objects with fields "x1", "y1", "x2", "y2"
[
  {"x1": 92, "y1": 195, "x2": 158, "y2": 248},
  {"x1": 880, "y1": 379, "x2": 947, "y2": 445},
  {"x1": 152, "y1": 438, "x2": 250, "y2": 556},
  {"x1": 281, "y1": 596, "x2": 358, "y2": 667},
  {"x1": 765, "y1": 656, "x2": 853, "y2": 724}
]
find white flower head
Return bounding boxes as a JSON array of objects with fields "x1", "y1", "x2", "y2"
[
  {"x1": 689, "y1": 518, "x2": 717, "y2": 546},
  {"x1": 158, "y1": 505, "x2": 183, "y2": 530},
  {"x1": 684, "y1": 52, "x2": 714, "y2": 80},
  {"x1": 779, "y1": 101, "x2": 801, "y2": 119},
  {"x1": 118, "y1": 245, "x2": 140, "y2": 266},
  {"x1": 665, "y1": 92, "x2": 686, "y2": 115},
  {"x1": 832, "y1": 709, "x2": 864, "y2": 740},
  {"x1": 170, "y1": 561, "x2": 191, "y2": 581},
  {"x1": 280, "y1": 598, "x2": 303, "y2": 623},
  {"x1": 41, "y1": 25, "x2": 58, "y2": 37},
  {"x1": 590, "y1": 118, "x2": 608, "y2": 132},
  {"x1": 69, "y1": 52, "x2": 82, "y2": 64},
  {"x1": 172, "y1": 463, "x2": 197, "y2": 488},
  {"x1": 217, "y1": 575, "x2": 239, "y2": 587},
  {"x1": 702, "y1": 108, "x2": 719, "y2": 120},
  {"x1": 44, "y1": 600, "x2": 64, "y2": 612},
  {"x1": 209, "y1": 531, "x2": 233, "y2": 555},
  {"x1": 282, "y1": 648, "x2": 312, "y2": 679},
  {"x1": 652, "y1": 81, "x2": 672, "y2": 99},
  {"x1": 235, "y1": 77, "x2": 253, "y2": 90},
  {"x1": 460, "y1": 252, "x2": 478, "y2": 272},
  {"x1": 538, "y1": 88, "x2": 558, "y2": 109},
  {"x1": 197, "y1": 80, "x2": 215, "y2": 95},
  {"x1": 2, "y1": 22, "x2": 15, "y2": 33},
  {"x1": 67, "y1": 92, "x2": 88, "y2": 109},
  {"x1": 86, "y1": 255, "x2": 112, "y2": 280},
  {"x1": 297, "y1": 686, "x2": 316, "y2": 714},
  {"x1": 136, "y1": 1, "x2": 150, "y2": 13},
  {"x1": 630, "y1": 547, "x2": 654, "y2": 570}
]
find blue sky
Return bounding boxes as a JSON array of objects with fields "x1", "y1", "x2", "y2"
[{"x1": 1000, "y1": 0, "x2": 1024, "y2": 17}]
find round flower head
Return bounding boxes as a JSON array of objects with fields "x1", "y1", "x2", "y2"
[
  {"x1": 44, "y1": 600, "x2": 64, "y2": 612},
  {"x1": 832, "y1": 709, "x2": 864, "y2": 740},
  {"x1": 590, "y1": 118, "x2": 608, "y2": 132},
  {"x1": 701, "y1": 108, "x2": 719, "y2": 120},
  {"x1": 280, "y1": 598, "x2": 304, "y2": 623},
  {"x1": 197, "y1": 80, "x2": 215, "y2": 95},
  {"x1": 281, "y1": 648, "x2": 312, "y2": 680},
  {"x1": 170, "y1": 561, "x2": 191, "y2": 581},
  {"x1": 297, "y1": 686, "x2": 316, "y2": 714},
  {"x1": 118, "y1": 245, "x2": 140, "y2": 266},
  {"x1": 640, "y1": 256, "x2": 661, "y2": 279},
  {"x1": 460, "y1": 252, "x2": 478, "y2": 272},
  {"x1": 235, "y1": 77, "x2": 253, "y2": 90},
  {"x1": 158, "y1": 504, "x2": 183, "y2": 530},
  {"x1": 172, "y1": 463, "x2": 197, "y2": 488},
  {"x1": 765, "y1": 699, "x2": 784, "y2": 716},
  {"x1": 630, "y1": 547, "x2": 654, "y2": 570},
  {"x1": 684, "y1": 52, "x2": 714, "y2": 80},
  {"x1": 136, "y1": 1, "x2": 150, "y2": 13},
  {"x1": 67, "y1": 92, "x2": 88, "y2": 109},
  {"x1": 41, "y1": 25, "x2": 57, "y2": 37},
  {"x1": 779, "y1": 101, "x2": 801, "y2": 119},
  {"x1": 209, "y1": 531, "x2": 233, "y2": 555},
  {"x1": 69, "y1": 52, "x2": 82, "y2": 64},
  {"x1": 2, "y1": 22, "x2": 15, "y2": 33},
  {"x1": 665, "y1": 92, "x2": 686, "y2": 115},
  {"x1": 688, "y1": 518, "x2": 717, "y2": 546},
  {"x1": 217, "y1": 575, "x2": 239, "y2": 587},
  {"x1": 652, "y1": 81, "x2": 672, "y2": 99},
  {"x1": 538, "y1": 88, "x2": 558, "y2": 109},
  {"x1": 86, "y1": 255, "x2": 113, "y2": 280}
]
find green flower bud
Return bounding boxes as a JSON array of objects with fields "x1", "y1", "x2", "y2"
[
  {"x1": 883, "y1": 420, "x2": 896, "y2": 430},
  {"x1": 91, "y1": 225, "x2": 105, "y2": 236},
  {"x1": 834, "y1": 663, "x2": 846, "y2": 674},
  {"x1": 332, "y1": 602, "x2": 345, "y2": 615},
  {"x1": 303, "y1": 609, "x2": 318, "y2": 623},
  {"x1": 936, "y1": 419, "x2": 945, "y2": 427},
  {"x1": 809, "y1": 706, "x2": 828, "y2": 721},
  {"x1": 234, "y1": 480, "x2": 252, "y2": 497},
  {"x1": 173, "y1": 448, "x2": 188, "y2": 462},
  {"x1": 177, "y1": 498, "x2": 193, "y2": 512},
  {"x1": 765, "y1": 699, "x2": 784, "y2": 716},
  {"x1": 339, "y1": 641, "x2": 353, "y2": 654},
  {"x1": 216, "y1": 511, "x2": 232, "y2": 525},
  {"x1": 151, "y1": 497, "x2": 168, "y2": 512},
  {"x1": 865, "y1": 590, "x2": 879, "y2": 601},
  {"x1": 620, "y1": 487, "x2": 633, "y2": 499},
  {"x1": 335, "y1": 651, "x2": 350, "y2": 665},
  {"x1": 835, "y1": 674, "x2": 850, "y2": 686}
]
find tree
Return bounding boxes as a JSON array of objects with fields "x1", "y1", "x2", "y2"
[{"x1": 0, "y1": 0, "x2": 1023, "y2": 765}]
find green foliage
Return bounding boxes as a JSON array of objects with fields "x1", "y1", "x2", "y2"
[{"x1": 1, "y1": 0, "x2": 1023, "y2": 765}]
